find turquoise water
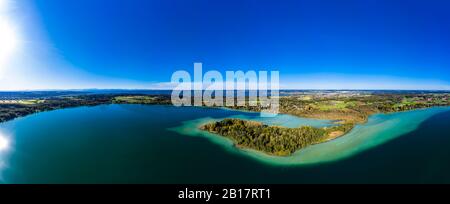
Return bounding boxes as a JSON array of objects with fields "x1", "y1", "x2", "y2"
[
  {"x1": 0, "y1": 104, "x2": 449, "y2": 183},
  {"x1": 172, "y1": 107, "x2": 449, "y2": 165}
]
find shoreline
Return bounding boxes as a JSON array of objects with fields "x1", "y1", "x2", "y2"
[
  {"x1": 2, "y1": 103, "x2": 450, "y2": 165},
  {"x1": 172, "y1": 106, "x2": 450, "y2": 165},
  {"x1": 199, "y1": 104, "x2": 450, "y2": 157}
]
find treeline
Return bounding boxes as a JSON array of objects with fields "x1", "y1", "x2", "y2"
[
  {"x1": 201, "y1": 119, "x2": 354, "y2": 156},
  {"x1": 0, "y1": 94, "x2": 170, "y2": 122},
  {"x1": 112, "y1": 95, "x2": 172, "y2": 105},
  {"x1": 0, "y1": 95, "x2": 114, "y2": 122},
  {"x1": 0, "y1": 104, "x2": 36, "y2": 122},
  {"x1": 346, "y1": 94, "x2": 449, "y2": 113},
  {"x1": 376, "y1": 102, "x2": 447, "y2": 112}
]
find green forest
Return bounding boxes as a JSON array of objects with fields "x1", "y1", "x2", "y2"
[{"x1": 201, "y1": 118, "x2": 353, "y2": 156}]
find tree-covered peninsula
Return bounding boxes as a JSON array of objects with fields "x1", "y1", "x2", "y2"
[{"x1": 201, "y1": 118, "x2": 353, "y2": 156}]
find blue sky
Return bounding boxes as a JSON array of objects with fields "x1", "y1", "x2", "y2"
[{"x1": 1, "y1": 0, "x2": 449, "y2": 90}]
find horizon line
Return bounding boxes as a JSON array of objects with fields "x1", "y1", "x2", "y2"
[{"x1": 0, "y1": 88, "x2": 450, "y2": 92}]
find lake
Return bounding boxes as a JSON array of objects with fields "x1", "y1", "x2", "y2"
[{"x1": 0, "y1": 104, "x2": 450, "y2": 183}]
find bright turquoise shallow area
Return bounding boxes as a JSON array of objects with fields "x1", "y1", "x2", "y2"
[{"x1": 0, "y1": 105, "x2": 450, "y2": 183}]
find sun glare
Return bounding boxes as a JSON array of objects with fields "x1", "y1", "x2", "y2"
[
  {"x1": 0, "y1": 0, "x2": 20, "y2": 70},
  {"x1": 0, "y1": 20, "x2": 18, "y2": 62},
  {"x1": 0, "y1": 134, "x2": 9, "y2": 152}
]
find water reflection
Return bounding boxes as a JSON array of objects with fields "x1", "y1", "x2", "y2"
[
  {"x1": 0, "y1": 130, "x2": 12, "y2": 180},
  {"x1": 0, "y1": 133, "x2": 10, "y2": 152}
]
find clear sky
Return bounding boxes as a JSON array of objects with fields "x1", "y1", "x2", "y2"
[{"x1": 0, "y1": 0, "x2": 449, "y2": 90}]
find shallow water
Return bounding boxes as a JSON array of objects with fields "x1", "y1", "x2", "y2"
[
  {"x1": 171, "y1": 107, "x2": 450, "y2": 165},
  {"x1": 0, "y1": 105, "x2": 449, "y2": 183}
]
